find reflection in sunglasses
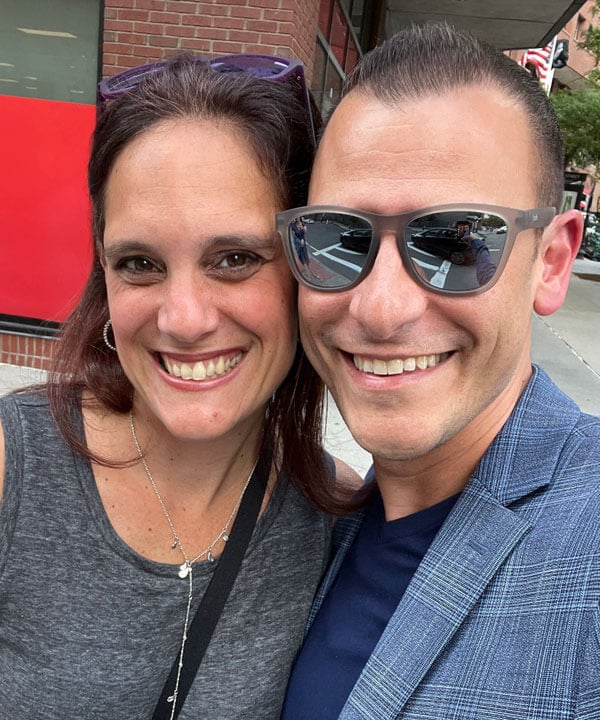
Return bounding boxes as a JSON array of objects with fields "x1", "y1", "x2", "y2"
[{"x1": 277, "y1": 204, "x2": 555, "y2": 296}]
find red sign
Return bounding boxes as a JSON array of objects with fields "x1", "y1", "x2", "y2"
[{"x1": 0, "y1": 94, "x2": 96, "y2": 322}]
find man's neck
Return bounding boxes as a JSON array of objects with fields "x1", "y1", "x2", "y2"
[
  {"x1": 372, "y1": 444, "x2": 477, "y2": 522},
  {"x1": 372, "y1": 372, "x2": 531, "y2": 521}
]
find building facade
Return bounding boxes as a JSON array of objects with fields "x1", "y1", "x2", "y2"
[
  {"x1": 0, "y1": 1, "x2": 590, "y2": 370},
  {"x1": 508, "y1": 0, "x2": 600, "y2": 213},
  {"x1": 0, "y1": 0, "x2": 380, "y2": 369}
]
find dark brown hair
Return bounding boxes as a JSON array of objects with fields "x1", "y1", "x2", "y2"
[
  {"x1": 343, "y1": 22, "x2": 565, "y2": 209},
  {"x1": 47, "y1": 56, "x2": 348, "y2": 513}
]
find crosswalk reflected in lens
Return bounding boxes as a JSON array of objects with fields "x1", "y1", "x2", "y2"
[{"x1": 286, "y1": 210, "x2": 507, "y2": 292}]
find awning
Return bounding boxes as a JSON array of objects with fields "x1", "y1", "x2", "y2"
[{"x1": 383, "y1": 0, "x2": 587, "y2": 50}]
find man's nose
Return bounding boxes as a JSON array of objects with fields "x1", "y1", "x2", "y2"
[{"x1": 348, "y1": 234, "x2": 429, "y2": 338}]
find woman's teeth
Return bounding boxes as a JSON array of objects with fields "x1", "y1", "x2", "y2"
[{"x1": 162, "y1": 353, "x2": 242, "y2": 381}]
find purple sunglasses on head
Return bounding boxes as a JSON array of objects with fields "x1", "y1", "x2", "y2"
[{"x1": 97, "y1": 53, "x2": 316, "y2": 145}]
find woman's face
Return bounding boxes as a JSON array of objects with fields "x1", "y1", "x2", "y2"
[{"x1": 101, "y1": 118, "x2": 297, "y2": 443}]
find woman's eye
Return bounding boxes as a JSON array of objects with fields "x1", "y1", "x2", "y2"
[
  {"x1": 118, "y1": 256, "x2": 160, "y2": 274},
  {"x1": 215, "y1": 252, "x2": 261, "y2": 272},
  {"x1": 113, "y1": 255, "x2": 163, "y2": 283}
]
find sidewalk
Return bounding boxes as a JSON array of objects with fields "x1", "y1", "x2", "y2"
[
  {"x1": 531, "y1": 257, "x2": 600, "y2": 417},
  {"x1": 1, "y1": 259, "x2": 598, "y2": 476}
]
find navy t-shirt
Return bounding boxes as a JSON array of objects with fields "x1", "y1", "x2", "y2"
[{"x1": 282, "y1": 490, "x2": 459, "y2": 720}]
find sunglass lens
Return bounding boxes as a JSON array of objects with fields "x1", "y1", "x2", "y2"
[
  {"x1": 406, "y1": 211, "x2": 507, "y2": 292},
  {"x1": 100, "y1": 63, "x2": 165, "y2": 99},
  {"x1": 212, "y1": 56, "x2": 288, "y2": 78},
  {"x1": 286, "y1": 213, "x2": 372, "y2": 289}
]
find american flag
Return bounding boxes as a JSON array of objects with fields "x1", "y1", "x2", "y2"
[{"x1": 519, "y1": 40, "x2": 556, "y2": 92}]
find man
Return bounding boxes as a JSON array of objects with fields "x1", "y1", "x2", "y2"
[
  {"x1": 456, "y1": 219, "x2": 497, "y2": 285},
  {"x1": 279, "y1": 23, "x2": 600, "y2": 720}
]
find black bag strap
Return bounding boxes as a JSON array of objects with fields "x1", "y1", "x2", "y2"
[{"x1": 152, "y1": 443, "x2": 271, "y2": 720}]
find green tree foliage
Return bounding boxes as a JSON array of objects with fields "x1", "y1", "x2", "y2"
[
  {"x1": 578, "y1": 1, "x2": 600, "y2": 83},
  {"x1": 548, "y1": 3, "x2": 600, "y2": 172},
  {"x1": 551, "y1": 88, "x2": 600, "y2": 169},
  {"x1": 581, "y1": 31, "x2": 600, "y2": 84}
]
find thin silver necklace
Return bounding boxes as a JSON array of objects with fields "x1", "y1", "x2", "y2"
[{"x1": 129, "y1": 411, "x2": 256, "y2": 718}]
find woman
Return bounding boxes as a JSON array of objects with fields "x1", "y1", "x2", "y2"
[{"x1": 0, "y1": 56, "x2": 352, "y2": 719}]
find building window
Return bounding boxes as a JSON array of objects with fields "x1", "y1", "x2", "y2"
[
  {"x1": 0, "y1": 0, "x2": 101, "y2": 329},
  {"x1": 319, "y1": 0, "x2": 334, "y2": 39},
  {"x1": 323, "y1": 43, "x2": 344, "y2": 115},
  {"x1": 311, "y1": 39, "x2": 328, "y2": 110},
  {"x1": 0, "y1": 0, "x2": 100, "y2": 104},
  {"x1": 330, "y1": 3, "x2": 349, "y2": 67},
  {"x1": 312, "y1": 0, "x2": 380, "y2": 115}
]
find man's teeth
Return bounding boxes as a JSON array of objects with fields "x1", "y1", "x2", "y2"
[
  {"x1": 163, "y1": 353, "x2": 242, "y2": 381},
  {"x1": 353, "y1": 353, "x2": 448, "y2": 376}
]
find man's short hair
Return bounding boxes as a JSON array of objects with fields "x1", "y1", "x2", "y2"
[{"x1": 343, "y1": 22, "x2": 564, "y2": 209}]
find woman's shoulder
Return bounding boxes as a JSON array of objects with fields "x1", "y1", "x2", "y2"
[
  {"x1": 275, "y1": 453, "x2": 363, "y2": 528},
  {"x1": 0, "y1": 389, "x2": 53, "y2": 427},
  {"x1": 0, "y1": 389, "x2": 48, "y2": 427},
  {"x1": 0, "y1": 411, "x2": 4, "y2": 502},
  {"x1": 0, "y1": 390, "x2": 51, "y2": 509},
  {"x1": 332, "y1": 455, "x2": 363, "y2": 492},
  {"x1": 0, "y1": 387, "x2": 49, "y2": 406},
  {"x1": 0, "y1": 389, "x2": 74, "y2": 482}
]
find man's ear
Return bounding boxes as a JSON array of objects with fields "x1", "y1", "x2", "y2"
[{"x1": 533, "y1": 209, "x2": 582, "y2": 317}]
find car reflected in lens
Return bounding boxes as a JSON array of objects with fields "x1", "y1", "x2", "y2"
[
  {"x1": 410, "y1": 227, "x2": 474, "y2": 265},
  {"x1": 339, "y1": 227, "x2": 371, "y2": 253}
]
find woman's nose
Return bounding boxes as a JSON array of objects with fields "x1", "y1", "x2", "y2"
[{"x1": 156, "y1": 274, "x2": 220, "y2": 344}]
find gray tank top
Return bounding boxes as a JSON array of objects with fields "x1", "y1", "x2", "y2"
[{"x1": 0, "y1": 393, "x2": 331, "y2": 719}]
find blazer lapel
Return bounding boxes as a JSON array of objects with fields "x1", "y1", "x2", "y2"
[
  {"x1": 339, "y1": 479, "x2": 532, "y2": 720},
  {"x1": 306, "y1": 512, "x2": 365, "y2": 630}
]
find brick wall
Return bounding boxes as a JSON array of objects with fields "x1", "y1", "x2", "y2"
[
  {"x1": 103, "y1": 0, "x2": 320, "y2": 81},
  {"x1": 0, "y1": 333, "x2": 58, "y2": 371}
]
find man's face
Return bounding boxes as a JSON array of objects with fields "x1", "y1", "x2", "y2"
[
  {"x1": 456, "y1": 222, "x2": 470, "y2": 238},
  {"x1": 300, "y1": 85, "x2": 548, "y2": 463}
]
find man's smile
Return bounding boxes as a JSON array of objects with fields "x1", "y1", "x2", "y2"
[{"x1": 353, "y1": 352, "x2": 450, "y2": 376}]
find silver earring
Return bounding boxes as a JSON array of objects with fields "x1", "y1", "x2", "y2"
[{"x1": 103, "y1": 319, "x2": 117, "y2": 351}]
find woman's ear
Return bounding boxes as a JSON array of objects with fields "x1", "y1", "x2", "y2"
[{"x1": 533, "y1": 209, "x2": 583, "y2": 317}]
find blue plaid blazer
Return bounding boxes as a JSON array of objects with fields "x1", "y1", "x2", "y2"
[{"x1": 309, "y1": 367, "x2": 600, "y2": 719}]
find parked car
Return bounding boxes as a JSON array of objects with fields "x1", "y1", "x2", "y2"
[
  {"x1": 410, "y1": 227, "x2": 474, "y2": 265},
  {"x1": 339, "y1": 227, "x2": 371, "y2": 253},
  {"x1": 580, "y1": 212, "x2": 600, "y2": 261},
  {"x1": 495, "y1": 225, "x2": 508, "y2": 234},
  {"x1": 581, "y1": 227, "x2": 600, "y2": 261}
]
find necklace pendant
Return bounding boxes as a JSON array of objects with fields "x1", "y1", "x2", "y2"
[
  {"x1": 178, "y1": 562, "x2": 191, "y2": 579},
  {"x1": 207, "y1": 550, "x2": 215, "y2": 563},
  {"x1": 222, "y1": 534, "x2": 229, "y2": 543}
]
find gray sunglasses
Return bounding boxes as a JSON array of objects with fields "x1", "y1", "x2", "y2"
[{"x1": 277, "y1": 203, "x2": 555, "y2": 295}]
